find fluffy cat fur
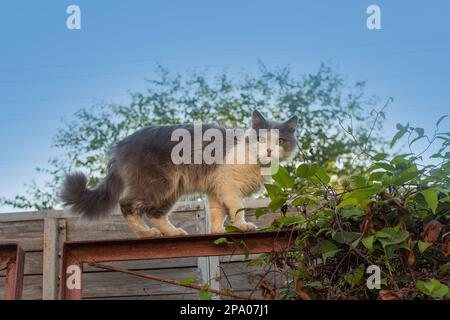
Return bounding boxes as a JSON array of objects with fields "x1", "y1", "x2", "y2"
[{"x1": 60, "y1": 110, "x2": 298, "y2": 237}]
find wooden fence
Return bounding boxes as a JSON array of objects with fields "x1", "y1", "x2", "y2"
[{"x1": 0, "y1": 198, "x2": 288, "y2": 300}]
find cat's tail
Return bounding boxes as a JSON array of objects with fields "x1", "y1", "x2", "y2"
[{"x1": 60, "y1": 169, "x2": 124, "y2": 220}]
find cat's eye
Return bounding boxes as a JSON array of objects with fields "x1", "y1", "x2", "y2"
[{"x1": 278, "y1": 138, "x2": 285, "y2": 145}]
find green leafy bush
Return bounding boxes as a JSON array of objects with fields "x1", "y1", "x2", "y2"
[{"x1": 255, "y1": 116, "x2": 449, "y2": 300}]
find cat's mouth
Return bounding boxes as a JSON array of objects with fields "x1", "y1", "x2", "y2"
[
  {"x1": 257, "y1": 154, "x2": 278, "y2": 165},
  {"x1": 258, "y1": 148, "x2": 293, "y2": 164}
]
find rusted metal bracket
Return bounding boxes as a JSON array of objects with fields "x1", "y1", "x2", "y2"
[
  {"x1": 59, "y1": 229, "x2": 300, "y2": 300},
  {"x1": 0, "y1": 243, "x2": 25, "y2": 300}
]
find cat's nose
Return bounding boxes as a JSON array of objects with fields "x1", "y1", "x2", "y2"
[{"x1": 267, "y1": 148, "x2": 272, "y2": 156}]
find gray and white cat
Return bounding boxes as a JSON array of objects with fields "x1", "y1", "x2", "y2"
[{"x1": 61, "y1": 110, "x2": 298, "y2": 237}]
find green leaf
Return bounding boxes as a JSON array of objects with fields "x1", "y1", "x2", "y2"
[
  {"x1": 418, "y1": 241, "x2": 432, "y2": 253},
  {"x1": 198, "y1": 289, "x2": 213, "y2": 300},
  {"x1": 353, "y1": 264, "x2": 365, "y2": 286},
  {"x1": 351, "y1": 238, "x2": 361, "y2": 248},
  {"x1": 373, "y1": 153, "x2": 389, "y2": 161},
  {"x1": 272, "y1": 165, "x2": 295, "y2": 188},
  {"x1": 368, "y1": 162, "x2": 395, "y2": 172},
  {"x1": 255, "y1": 208, "x2": 268, "y2": 219},
  {"x1": 414, "y1": 127, "x2": 425, "y2": 137},
  {"x1": 337, "y1": 198, "x2": 359, "y2": 209},
  {"x1": 311, "y1": 164, "x2": 330, "y2": 184},
  {"x1": 277, "y1": 215, "x2": 304, "y2": 227},
  {"x1": 433, "y1": 285, "x2": 450, "y2": 298},
  {"x1": 308, "y1": 281, "x2": 323, "y2": 288},
  {"x1": 296, "y1": 163, "x2": 313, "y2": 178},
  {"x1": 345, "y1": 264, "x2": 365, "y2": 288},
  {"x1": 394, "y1": 166, "x2": 418, "y2": 185},
  {"x1": 391, "y1": 154, "x2": 412, "y2": 166},
  {"x1": 332, "y1": 231, "x2": 360, "y2": 244},
  {"x1": 397, "y1": 122, "x2": 410, "y2": 131},
  {"x1": 213, "y1": 237, "x2": 232, "y2": 246},
  {"x1": 264, "y1": 184, "x2": 282, "y2": 200},
  {"x1": 240, "y1": 240, "x2": 250, "y2": 260},
  {"x1": 312, "y1": 240, "x2": 339, "y2": 262},
  {"x1": 417, "y1": 279, "x2": 449, "y2": 299},
  {"x1": 351, "y1": 176, "x2": 367, "y2": 188},
  {"x1": 225, "y1": 225, "x2": 243, "y2": 233},
  {"x1": 268, "y1": 196, "x2": 288, "y2": 212},
  {"x1": 375, "y1": 228, "x2": 410, "y2": 248},
  {"x1": 340, "y1": 208, "x2": 364, "y2": 219},
  {"x1": 291, "y1": 195, "x2": 319, "y2": 206},
  {"x1": 180, "y1": 277, "x2": 200, "y2": 285},
  {"x1": 391, "y1": 129, "x2": 406, "y2": 147},
  {"x1": 342, "y1": 186, "x2": 379, "y2": 201},
  {"x1": 381, "y1": 174, "x2": 392, "y2": 186},
  {"x1": 422, "y1": 189, "x2": 438, "y2": 213},
  {"x1": 368, "y1": 171, "x2": 385, "y2": 182},
  {"x1": 361, "y1": 236, "x2": 374, "y2": 250}
]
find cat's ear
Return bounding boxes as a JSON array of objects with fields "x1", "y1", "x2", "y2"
[
  {"x1": 284, "y1": 115, "x2": 298, "y2": 131},
  {"x1": 252, "y1": 110, "x2": 266, "y2": 128}
]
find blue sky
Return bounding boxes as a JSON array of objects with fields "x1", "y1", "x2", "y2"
[{"x1": 0, "y1": 0, "x2": 449, "y2": 212}]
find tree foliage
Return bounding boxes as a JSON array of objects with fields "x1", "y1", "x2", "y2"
[{"x1": 1, "y1": 64, "x2": 382, "y2": 210}]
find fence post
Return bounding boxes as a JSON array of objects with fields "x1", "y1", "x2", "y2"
[
  {"x1": 42, "y1": 217, "x2": 59, "y2": 300},
  {"x1": 197, "y1": 197, "x2": 221, "y2": 299}
]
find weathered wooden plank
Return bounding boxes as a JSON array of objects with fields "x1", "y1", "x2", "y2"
[
  {"x1": 0, "y1": 266, "x2": 205, "y2": 300},
  {"x1": 0, "y1": 220, "x2": 44, "y2": 251},
  {"x1": 83, "y1": 258, "x2": 198, "y2": 272},
  {"x1": 0, "y1": 210, "x2": 65, "y2": 223},
  {"x1": 219, "y1": 254, "x2": 261, "y2": 263},
  {"x1": 0, "y1": 250, "x2": 198, "y2": 277},
  {"x1": 82, "y1": 267, "x2": 201, "y2": 298},
  {"x1": 219, "y1": 261, "x2": 287, "y2": 293},
  {"x1": 0, "y1": 274, "x2": 42, "y2": 300},
  {"x1": 0, "y1": 200, "x2": 206, "y2": 222},
  {"x1": 84, "y1": 293, "x2": 199, "y2": 300},
  {"x1": 17, "y1": 251, "x2": 43, "y2": 275}
]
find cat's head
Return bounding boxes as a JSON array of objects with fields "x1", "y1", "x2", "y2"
[{"x1": 250, "y1": 110, "x2": 298, "y2": 164}]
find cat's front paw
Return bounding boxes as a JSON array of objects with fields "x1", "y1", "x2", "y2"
[
  {"x1": 175, "y1": 227, "x2": 189, "y2": 236},
  {"x1": 137, "y1": 228, "x2": 163, "y2": 238},
  {"x1": 234, "y1": 221, "x2": 258, "y2": 232},
  {"x1": 164, "y1": 227, "x2": 189, "y2": 236},
  {"x1": 211, "y1": 226, "x2": 226, "y2": 234}
]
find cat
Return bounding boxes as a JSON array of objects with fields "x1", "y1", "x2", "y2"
[{"x1": 60, "y1": 110, "x2": 298, "y2": 237}]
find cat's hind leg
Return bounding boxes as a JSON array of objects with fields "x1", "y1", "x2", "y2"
[
  {"x1": 120, "y1": 203, "x2": 162, "y2": 238},
  {"x1": 145, "y1": 201, "x2": 188, "y2": 236},
  {"x1": 208, "y1": 195, "x2": 226, "y2": 234},
  {"x1": 148, "y1": 214, "x2": 188, "y2": 236},
  {"x1": 220, "y1": 192, "x2": 257, "y2": 232}
]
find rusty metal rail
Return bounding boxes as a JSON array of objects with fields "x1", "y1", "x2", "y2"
[
  {"x1": 0, "y1": 243, "x2": 25, "y2": 300},
  {"x1": 59, "y1": 229, "x2": 299, "y2": 300}
]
